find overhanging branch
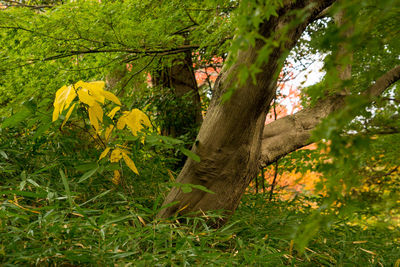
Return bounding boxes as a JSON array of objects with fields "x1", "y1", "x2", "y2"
[{"x1": 260, "y1": 65, "x2": 400, "y2": 167}]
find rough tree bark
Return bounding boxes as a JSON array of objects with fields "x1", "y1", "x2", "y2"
[{"x1": 158, "y1": 0, "x2": 336, "y2": 221}]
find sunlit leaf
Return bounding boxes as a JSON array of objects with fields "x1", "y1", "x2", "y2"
[
  {"x1": 123, "y1": 109, "x2": 151, "y2": 136},
  {"x1": 52, "y1": 85, "x2": 76, "y2": 121},
  {"x1": 121, "y1": 151, "x2": 139, "y2": 175},
  {"x1": 102, "y1": 90, "x2": 121, "y2": 105},
  {"x1": 110, "y1": 148, "x2": 122, "y2": 163},
  {"x1": 61, "y1": 103, "x2": 76, "y2": 128},
  {"x1": 92, "y1": 102, "x2": 103, "y2": 122},
  {"x1": 99, "y1": 147, "x2": 111, "y2": 161},
  {"x1": 75, "y1": 80, "x2": 105, "y2": 104},
  {"x1": 77, "y1": 89, "x2": 96, "y2": 106},
  {"x1": 105, "y1": 125, "x2": 114, "y2": 142},
  {"x1": 107, "y1": 106, "x2": 120, "y2": 119},
  {"x1": 116, "y1": 112, "x2": 129, "y2": 130},
  {"x1": 88, "y1": 106, "x2": 100, "y2": 131}
]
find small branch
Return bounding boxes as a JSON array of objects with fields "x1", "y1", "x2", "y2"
[
  {"x1": 1, "y1": 0, "x2": 53, "y2": 9},
  {"x1": 269, "y1": 161, "x2": 279, "y2": 201},
  {"x1": 116, "y1": 54, "x2": 157, "y2": 97}
]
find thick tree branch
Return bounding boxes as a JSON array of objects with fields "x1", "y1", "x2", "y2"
[
  {"x1": 260, "y1": 65, "x2": 400, "y2": 167},
  {"x1": 158, "y1": 0, "x2": 337, "y2": 220}
]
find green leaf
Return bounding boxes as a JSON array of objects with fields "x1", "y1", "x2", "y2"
[
  {"x1": 33, "y1": 122, "x2": 52, "y2": 139},
  {"x1": 79, "y1": 189, "x2": 112, "y2": 207},
  {"x1": 59, "y1": 169, "x2": 74, "y2": 208},
  {"x1": 190, "y1": 184, "x2": 215, "y2": 194},
  {"x1": 78, "y1": 166, "x2": 99, "y2": 183},
  {"x1": 179, "y1": 147, "x2": 200, "y2": 162},
  {"x1": 1, "y1": 107, "x2": 31, "y2": 128},
  {"x1": 181, "y1": 185, "x2": 192, "y2": 193},
  {"x1": 0, "y1": 150, "x2": 8, "y2": 160},
  {"x1": 170, "y1": 182, "x2": 214, "y2": 194}
]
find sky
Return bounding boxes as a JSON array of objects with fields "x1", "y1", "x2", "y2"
[{"x1": 280, "y1": 54, "x2": 326, "y2": 114}]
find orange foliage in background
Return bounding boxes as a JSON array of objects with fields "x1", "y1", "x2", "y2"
[
  {"x1": 260, "y1": 68, "x2": 321, "y2": 200},
  {"x1": 262, "y1": 161, "x2": 321, "y2": 201},
  {"x1": 194, "y1": 56, "x2": 222, "y2": 88}
]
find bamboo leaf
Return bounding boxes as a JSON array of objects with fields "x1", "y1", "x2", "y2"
[
  {"x1": 180, "y1": 147, "x2": 200, "y2": 162},
  {"x1": 59, "y1": 169, "x2": 73, "y2": 208},
  {"x1": 78, "y1": 166, "x2": 99, "y2": 183}
]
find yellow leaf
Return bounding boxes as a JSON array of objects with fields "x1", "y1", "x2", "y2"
[
  {"x1": 105, "y1": 125, "x2": 114, "y2": 142},
  {"x1": 88, "y1": 106, "x2": 99, "y2": 131},
  {"x1": 112, "y1": 170, "x2": 121, "y2": 185},
  {"x1": 92, "y1": 102, "x2": 103, "y2": 122},
  {"x1": 116, "y1": 113, "x2": 128, "y2": 130},
  {"x1": 99, "y1": 147, "x2": 111, "y2": 161},
  {"x1": 76, "y1": 81, "x2": 121, "y2": 106},
  {"x1": 61, "y1": 103, "x2": 76, "y2": 128},
  {"x1": 52, "y1": 85, "x2": 76, "y2": 121},
  {"x1": 101, "y1": 90, "x2": 121, "y2": 105},
  {"x1": 8, "y1": 200, "x2": 40, "y2": 214},
  {"x1": 77, "y1": 81, "x2": 105, "y2": 93},
  {"x1": 121, "y1": 152, "x2": 139, "y2": 175},
  {"x1": 77, "y1": 89, "x2": 96, "y2": 106},
  {"x1": 177, "y1": 204, "x2": 188, "y2": 213},
  {"x1": 123, "y1": 109, "x2": 151, "y2": 136},
  {"x1": 137, "y1": 215, "x2": 146, "y2": 226},
  {"x1": 107, "y1": 106, "x2": 120, "y2": 119},
  {"x1": 52, "y1": 105, "x2": 60, "y2": 122},
  {"x1": 75, "y1": 80, "x2": 105, "y2": 104},
  {"x1": 110, "y1": 148, "x2": 122, "y2": 163}
]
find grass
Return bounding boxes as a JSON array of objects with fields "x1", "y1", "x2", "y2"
[
  {"x1": 0, "y1": 125, "x2": 399, "y2": 266},
  {"x1": 1, "y1": 183, "x2": 399, "y2": 266}
]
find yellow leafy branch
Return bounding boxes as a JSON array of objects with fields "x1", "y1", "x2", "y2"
[{"x1": 53, "y1": 80, "x2": 152, "y2": 181}]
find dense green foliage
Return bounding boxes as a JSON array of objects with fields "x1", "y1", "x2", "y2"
[{"x1": 1, "y1": 0, "x2": 400, "y2": 265}]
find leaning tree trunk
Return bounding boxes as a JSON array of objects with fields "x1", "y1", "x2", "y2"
[{"x1": 158, "y1": 0, "x2": 336, "y2": 221}]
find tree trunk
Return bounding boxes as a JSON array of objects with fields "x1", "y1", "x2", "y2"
[
  {"x1": 158, "y1": 0, "x2": 336, "y2": 221},
  {"x1": 152, "y1": 51, "x2": 202, "y2": 138}
]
